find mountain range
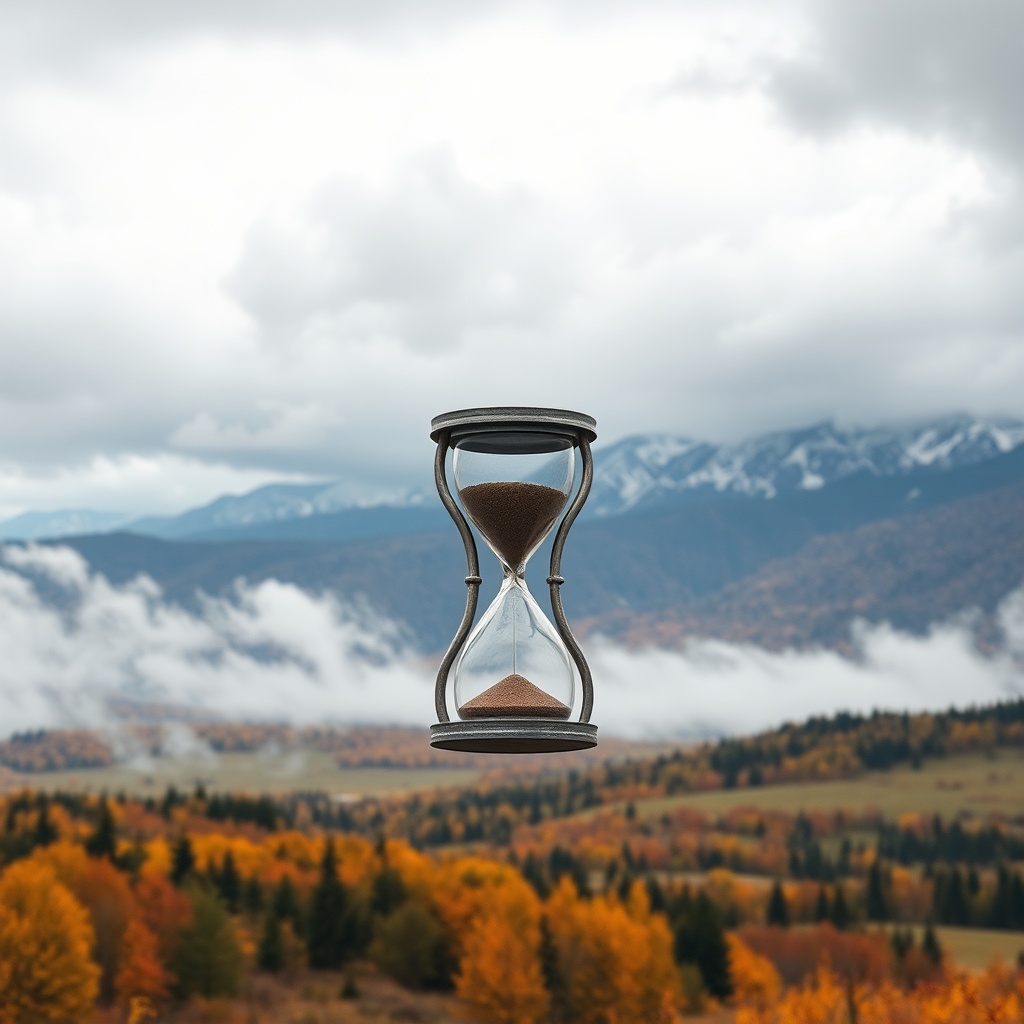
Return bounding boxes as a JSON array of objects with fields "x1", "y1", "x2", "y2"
[
  {"x1": 2, "y1": 413, "x2": 1023, "y2": 655},
  {"x1": 3, "y1": 414, "x2": 1022, "y2": 543}
]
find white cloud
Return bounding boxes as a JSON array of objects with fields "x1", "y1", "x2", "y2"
[
  {"x1": 0, "y1": 544, "x2": 430, "y2": 736},
  {"x1": 0, "y1": 545, "x2": 1020, "y2": 743}
]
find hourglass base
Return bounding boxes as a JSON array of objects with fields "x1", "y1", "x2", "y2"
[{"x1": 430, "y1": 719, "x2": 597, "y2": 754}]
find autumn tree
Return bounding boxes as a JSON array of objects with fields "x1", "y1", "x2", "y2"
[
  {"x1": 115, "y1": 918, "x2": 169, "y2": 1006},
  {"x1": 0, "y1": 860, "x2": 100, "y2": 1022},
  {"x1": 134, "y1": 870, "x2": 192, "y2": 970},
  {"x1": 75, "y1": 857, "x2": 137, "y2": 1004},
  {"x1": 456, "y1": 880, "x2": 549, "y2": 1024},
  {"x1": 545, "y1": 878, "x2": 680, "y2": 1024},
  {"x1": 727, "y1": 933, "x2": 781, "y2": 1011}
]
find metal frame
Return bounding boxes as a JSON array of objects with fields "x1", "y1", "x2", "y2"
[{"x1": 430, "y1": 407, "x2": 598, "y2": 754}]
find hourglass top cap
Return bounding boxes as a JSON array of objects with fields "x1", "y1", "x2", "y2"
[{"x1": 430, "y1": 407, "x2": 597, "y2": 453}]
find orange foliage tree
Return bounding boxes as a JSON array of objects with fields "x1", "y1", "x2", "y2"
[
  {"x1": 736, "y1": 965, "x2": 1024, "y2": 1024},
  {"x1": 545, "y1": 878, "x2": 681, "y2": 1024},
  {"x1": 0, "y1": 860, "x2": 100, "y2": 1023},
  {"x1": 455, "y1": 880, "x2": 549, "y2": 1024},
  {"x1": 115, "y1": 918, "x2": 170, "y2": 1006}
]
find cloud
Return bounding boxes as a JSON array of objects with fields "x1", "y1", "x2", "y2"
[
  {"x1": 767, "y1": 1, "x2": 1024, "y2": 174},
  {"x1": 2, "y1": 2, "x2": 1024, "y2": 515},
  {"x1": 0, "y1": 544, "x2": 430, "y2": 736},
  {"x1": 591, "y1": 605, "x2": 1024, "y2": 737},
  {"x1": 225, "y1": 150, "x2": 577, "y2": 353},
  {"x1": 0, "y1": 544, "x2": 1021, "y2": 743}
]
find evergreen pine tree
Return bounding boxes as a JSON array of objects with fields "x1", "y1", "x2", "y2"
[
  {"x1": 830, "y1": 884, "x2": 852, "y2": 930},
  {"x1": 990, "y1": 865, "x2": 1012, "y2": 929},
  {"x1": 85, "y1": 797, "x2": 117, "y2": 859},
  {"x1": 890, "y1": 926, "x2": 914, "y2": 963},
  {"x1": 31, "y1": 795, "x2": 57, "y2": 849},
  {"x1": 308, "y1": 837, "x2": 352, "y2": 969},
  {"x1": 1011, "y1": 871, "x2": 1024, "y2": 930},
  {"x1": 922, "y1": 921, "x2": 943, "y2": 966},
  {"x1": 171, "y1": 835, "x2": 196, "y2": 886},
  {"x1": 219, "y1": 851, "x2": 241, "y2": 913},
  {"x1": 815, "y1": 885, "x2": 830, "y2": 922},
  {"x1": 865, "y1": 860, "x2": 888, "y2": 921},
  {"x1": 645, "y1": 876, "x2": 667, "y2": 914},
  {"x1": 539, "y1": 914, "x2": 566, "y2": 1023},
  {"x1": 272, "y1": 875, "x2": 302, "y2": 931},
  {"x1": 673, "y1": 891, "x2": 732, "y2": 999},
  {"x1": 257, "y1": 910, "x2": 284, "y2": 973},
  {"x1": 371, "y1": 866, "x2": 406, "y2": 916},
  {"x1": 243, "y1": 877, "x2": 264, "y2": 917},
  {"x1": 766, "y1": 880, "x2": 790, "y2": 927},
  {"x1": 942, "y1": 867, "x2": 970, "y2": 926}
]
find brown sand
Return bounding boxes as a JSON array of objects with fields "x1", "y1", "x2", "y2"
[
  {"x1": 460, "y1": 673, "x2": 571, "y2": 719},
  {"x1": 458, "y1": 481, "x2": 567, "y2": 568}
]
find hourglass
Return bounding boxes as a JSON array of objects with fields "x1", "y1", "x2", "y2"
[{"x1": 429, "y1": 407, "x2": 598, "y2": 753}]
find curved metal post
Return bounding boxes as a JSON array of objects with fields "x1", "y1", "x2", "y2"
[
  {"x1": 548, "y1": 436, "x2": 594, "y2": 723},
  {"x1": 433, "y1": 432, "x2": 481, "y2": 723}
]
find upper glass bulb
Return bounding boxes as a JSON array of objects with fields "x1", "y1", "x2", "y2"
[{"x1": 452, "y1": 433, "x2": 574, "y2": 573}]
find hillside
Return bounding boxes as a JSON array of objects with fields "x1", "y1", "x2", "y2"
[
  {"x1": 17, "y1": 461, "x2": 1023, "y2": 657},
  {"x1": 583, "y1": 476, "x2": 1024, "y2": 650}
]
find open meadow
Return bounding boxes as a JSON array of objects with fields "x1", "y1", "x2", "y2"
[
  {"x1": 625, "y1": 748, "x2": 1024, "y2": 821},
  {"x1": 4, "y1": 749, "x2": 483, "y2": 800}
]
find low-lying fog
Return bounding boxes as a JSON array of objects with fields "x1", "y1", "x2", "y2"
[{"x1": 0, "y1": 544, "x2": 1021, "y2": 741}]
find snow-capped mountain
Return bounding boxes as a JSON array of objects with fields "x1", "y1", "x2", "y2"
[
  {"x1": 0, "y1": 509, "x2": 132, "y2": 541},
  {"x1": 126, "y1": 481, "x2": 429, "y2": 540},
  {"x1": 4, "y1": 415, "x2": 1023, "y2": 542},
  {"x1": 587, "y1": 415, "x2": 1024, "y2": 517}
]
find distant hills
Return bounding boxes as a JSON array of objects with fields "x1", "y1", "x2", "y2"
[{"x1": 2, "y1": 413, "x2": 1023, "y2": 654}]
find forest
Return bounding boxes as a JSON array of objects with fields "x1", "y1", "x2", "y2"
[{"x1": 1, "y1": 700, "x2": 1024, "y2": 1022}]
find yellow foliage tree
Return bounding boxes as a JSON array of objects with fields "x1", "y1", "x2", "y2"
[
  {"x1": 546, "y1": 878, "x2": 681, "y2": 1024},
  {"x1": 727, "y1": 933, "x2": 781, "y2": 1011},
  {"x1": 0, "y1": 860, "x2": 100, "y2": 1023},
  {"x1": 455, "y1": 879, "x2": 549, "y2": 1024}
]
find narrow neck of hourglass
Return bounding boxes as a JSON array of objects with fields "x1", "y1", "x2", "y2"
[{"x1": 500, "y1": 559, "x2": 528, "y2": 583}]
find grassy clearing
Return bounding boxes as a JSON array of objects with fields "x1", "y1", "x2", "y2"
[
  {"x1": 930, "y1": 927, "x2": 1024, "y2": 972},
  {"x1": 630, "y1": 749, "x2": 1024, "y2": 821},
  {"x1": 5, "y1": 749, "x2": 481, "y2": 798}
]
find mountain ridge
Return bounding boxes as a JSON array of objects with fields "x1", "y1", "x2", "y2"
[{"x1": 3, "y1": 413, "x2": 1022, "y2": 542}]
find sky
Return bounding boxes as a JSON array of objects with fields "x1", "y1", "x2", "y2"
[{"x1": 3, "y1": 0, "x2": 1024, "y2": 519}]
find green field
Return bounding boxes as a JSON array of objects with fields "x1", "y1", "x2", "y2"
[
  {"x1": 628, "y1": 749, "x2": 1024, "y2": 820},
  {"x1": 4, "y1": 749, "x2": 481, "y2": 799}
]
